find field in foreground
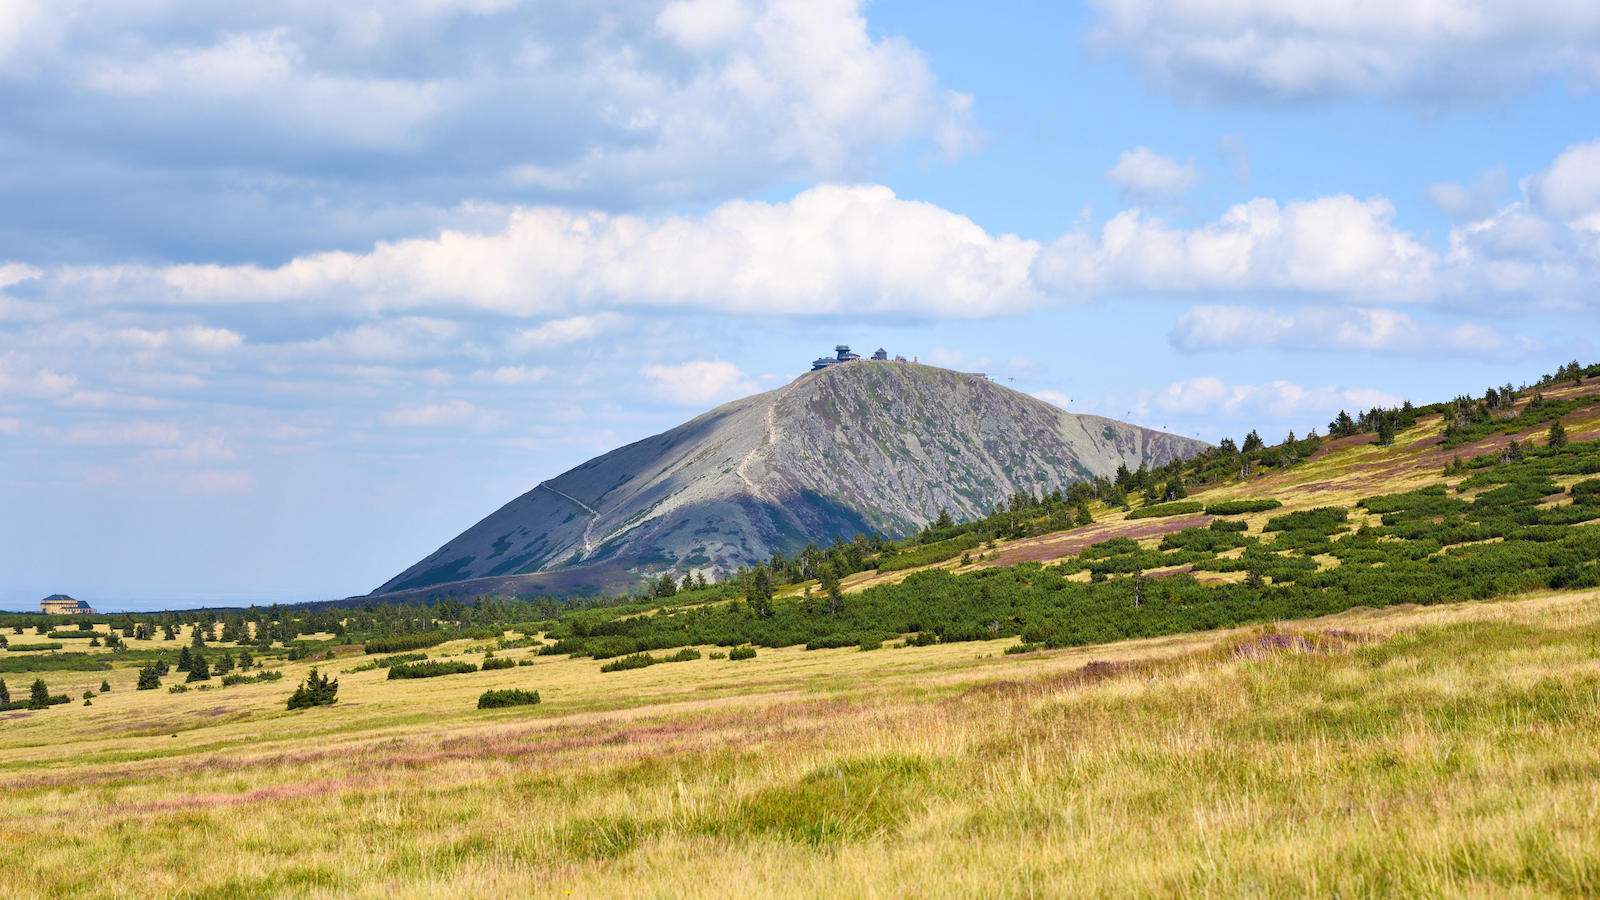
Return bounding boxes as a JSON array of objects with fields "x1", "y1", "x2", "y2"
[{"x1": 3, "y1": 590, "x2": 1598, "y2": 897}]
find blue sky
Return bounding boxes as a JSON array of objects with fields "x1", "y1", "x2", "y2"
[{"x1": 2, "y1": 0, "x2": 1598, "y2": 610}]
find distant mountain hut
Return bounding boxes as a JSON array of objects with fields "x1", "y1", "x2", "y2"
[
  {"x1": 40, "y1": 594, "x2": 95, "y2": 615},
  {"x1": 810, "y1": 344, "x2": 863, "y2": 371}
]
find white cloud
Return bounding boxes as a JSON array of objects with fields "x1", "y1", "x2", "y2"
[
  {"x1": 657, "y1": 0, "x2": 755, "y2": 52},
  {"x1": 515, "y1": 313, "x2": 627, "y2": 347},
  {"x1": 1172, "y1": 305, "x2": 1542, "y2": 358},
  {"x1": 381, "y1": 398, "x2": 481, "y2": 426},
  {"x1": 2, "y1": 1, "x2": 974, "y2": 208},
  {"x1": 1135, "y1": 376, "x2": 1403, "y2": 421},
  {"x1": 1035, "y1": 195, "x2": 1436, "y2": 302},
  {"x1": 143, "y1": 434, "x2": 236, "y2": 464},
  {"x1": 473, "y1": 365, "x2": 551, "y2": 385},
  {"x1": 1033, "y1": 389, "x2": 1072, "y2": 409},
  {"x1": 172, "y1": 469, "x2": 255, "y2": 496},
  {"x1": 1105, "y1": 147, "x2": 1199, "y2": 201},
  {"x1": 1524, "y1": 139, "x2": 1600, "y2": 221},
  {"x1": 641, "y1": 360, "x2": 758, "y2": 405},
  {"x1": 86, "y1": 184, "x2": 1043, "y2": 318},
  {"x1": 0, "y1": 262, "x2": 41, "y2": 290},
  {"x1": 293, "y1": 318, "x2": 464, "y2": 361},
  {"x1": 924, "y1": 347, "x2": 993, "y2": 371},
  {"x1": 0, "y1": 416, "x2": 19, "y2": 434},
  {"x1": 64, "y1": 421, "x2": 183, "y2": 446},
  {"x1": 1087, "y1": 0, "x2": 1600, "y2": 104},
  {"x1": 1426, "y1": 166, "x2": 1509, "y2": 221}
]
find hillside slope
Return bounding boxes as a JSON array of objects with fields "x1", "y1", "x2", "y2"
[{"x1": 377, "y1": 362, "x2": 1206, "y2": 597}]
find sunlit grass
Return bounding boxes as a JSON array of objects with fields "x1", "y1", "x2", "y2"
[{"x1": 2, "y1": 590, "x2": 1597, "y2": 897}]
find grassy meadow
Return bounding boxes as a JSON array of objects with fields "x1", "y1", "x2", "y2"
[
  {"x1": 6, "y1": 371, "x2": 1600, "y2": 897},
  {"x1": 3, "y1": 589, "x2": 1599, "y2": 897}
]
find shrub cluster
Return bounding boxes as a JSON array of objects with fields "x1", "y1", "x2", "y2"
[
  {"x1": 728, "y1": 646, "x2": 757, "y2": 661},
  {"x1": 1203, "y1": 499, "x2": 1282, "y2": 515},
  {"x1": 480, "y1": 656, "x2": 516, "y2": 671},
  {"x1": 364, "y1": 632, "x2": 451, "y2": 654},
  {"x1": 1126, "y1": 500, "x2": 1204, "y2": 520},
  {"x1": 286, "y1": 668, "x2": 339, "y2": 709},
  {"x1": 387, "y1": 660, "x2": 477, "y2": 679},
  {"x1": 477, "y1": 688, "x2": 541, "y2": 709}
]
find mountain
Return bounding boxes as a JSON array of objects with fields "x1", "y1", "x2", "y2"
[{"x1": 375, "y1": 361, "x2": 1208, "y2": 599}]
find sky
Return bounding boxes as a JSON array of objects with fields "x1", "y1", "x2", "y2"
[{"x1": 2, "y1": 0, "x2": 1598, "y2": 611}]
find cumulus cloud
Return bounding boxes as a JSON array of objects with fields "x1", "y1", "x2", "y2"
[
  {"x1": 1033, "y1": 389, "x2": 1073, "y2": 409},
  {"x1": 1172, "y1": 305, "x2": 1542, "y2": 359},
  {"x1": 1134, "y1": 377, "x2": 1403, "y2": 421},
  {"x1": 1523, "y1": 139, "x2": 1600, "y2": 222},
  {"x1": 381, "y1": 399, "x2": 481, "y2": 426},
  {"x1": 1087, "y1": 0, "x2": 1600, "y2": 104},
  {"x1": 1105, "y1": 147, "x2": 1199, "y2": 201},
  {"x1": 79, "y1": 185, "x2": 1042, "y2": 318},
  {"x1": 515, "y1": 313, "x2": 628, "y2": 347},
  {"x1": 1426, "y1": 166, "x2": 1509, "y2": 222},
  {"x1": 0, "y1": 0, "x2": 977, "y2": 262},
  {"x1": 473, "y1": 365, "x2": 551, "y2": 386},
  {"x1": 1035, "y1": 195, "x2": 1436, "y2": 301},
  {"x1": 64, "y1": 421, "x2": 184, "y2": 446},
  {"x1": 172, "y1": 469, "x2": 255, "y2": 496},
  {"x1": 641, "y1": 360, "x2": 758, "y2": 405}
]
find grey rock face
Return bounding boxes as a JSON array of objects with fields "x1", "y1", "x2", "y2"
[{"x1": 376, "y1": 363, "x2": 1207, "y2": 595}]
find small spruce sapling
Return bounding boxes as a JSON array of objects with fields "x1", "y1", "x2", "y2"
[{"x1": 28, "y1": 678, "x2": 49, "y2": 710}]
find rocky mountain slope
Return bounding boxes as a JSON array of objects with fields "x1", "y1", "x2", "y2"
[{"x1": 376, "y1": 362, "x2": 1207, "y2": 597}]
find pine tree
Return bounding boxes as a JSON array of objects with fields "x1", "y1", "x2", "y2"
[
  {"x1": 0, "y1": 678, "x2": 8, "y2": 705},
  {"x1": 28, "y1": 678, "x2": 49, "y2": 710},
  {"x1": 177, "y1": 645, "x2": 193, "y2": 672},
  {"x1": 1242, "y1": 430, "x2": 1264, "y2": 452},
  {"x1": 238, "y1": 649, "x2": 253, "y2": 670},
  {"x1": 1075, "y1": 501, "x2": 1093, "y2": 526},
  {"x1": 185, "y1": 656, "x2": 211, "y2": 682},
  {"x1": 100, "y1": 679, "x2": 111, "y2": 693},
  {"x1": 286, "y1": 668, "x2": 338, "y2": 710},
  {"x1": 1376, "y1": 416, "x2": 1396, "y2": 447},
  {"x1": 1549, "y1": 421, "x2": 1569, "y2": 449},
  {"x1": 136, "y1": 667, "x2": 161, "y2": 690}
]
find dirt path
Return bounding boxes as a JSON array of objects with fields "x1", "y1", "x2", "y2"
[
  {"x1": 540, "y1": 483, "x2": 600, "y2": 558},
  {"x1": 735, "y1": 386, "x2": 788, "y2": 498}
]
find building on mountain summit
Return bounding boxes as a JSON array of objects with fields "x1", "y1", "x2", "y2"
[
  {"x1": 810, "y1": 344, "x2": 905, "y2": 371},
  {"x1": 40, "y1": 594, "x2": 94, "y2": 615}
]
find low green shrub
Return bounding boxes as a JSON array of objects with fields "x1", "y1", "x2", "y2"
[
  {"x1": 599, "y1": 653, "x2": 656, "y2": 673},
  {"x1": 287, "y1": 668, "x2": 339, "y2": 709},
  {"x1": 1203, "y1": 499, "x2": 1282, "y2": 515},
  {"x1": 5, "y1": 642, "x2": 63, "y2": 652},
  {"x1": 1127, "y1": 500, "x2": 1204, "y2": 520},
  {"x1": 728, "y1": 646, "x2": 757, "y2": 661},
  {"x1": 387, "y1": 660, "x2": 477, "y2": 679},
  {"x1": 477, "y1": 688, "x2": 541, "y2": 709},
  {"x1": 365, "y1": 632, "x2": 451, "y2": 654},
  {"x1": 480, "y1": 656, "x2": 516, "y2": 671}
]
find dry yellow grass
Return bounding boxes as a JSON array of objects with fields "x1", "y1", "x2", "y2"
[{"x1": 3, "y1": 588, "x2": 1598, "y2": 898}]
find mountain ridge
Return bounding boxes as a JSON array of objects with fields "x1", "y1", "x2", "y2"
[{"x1": 376, "y1": 362, "x2": 1208, "y2": 598}]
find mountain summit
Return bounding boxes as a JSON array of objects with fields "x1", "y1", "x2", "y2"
[{"x1": 376, "y1": 361, "x2": 1207, "y2": 598}]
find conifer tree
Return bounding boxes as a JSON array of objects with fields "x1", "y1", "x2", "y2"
[
  {"x1": 185, "y1": 655, "x2": 210, "y2": 682},
  {"x1": 28, "y1": 678, "x2": 49, "y2": 710},
  {"x1": 1549, "y1": 421, "x2": 1569, "y2": 449},
  {"x1": 137, "y1": 667, "x2": 161, "y2": 690},
  {"x1": 0, "y1": 678, "x2": 8, "y2": 705},
  {"x1": 100, "y1": 679, "x2": 111, "y2": 693}
]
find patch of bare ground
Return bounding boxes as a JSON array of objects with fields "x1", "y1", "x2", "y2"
[{"x1": 979, "y1": 515, "x2": 1209, "y2": 568}]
